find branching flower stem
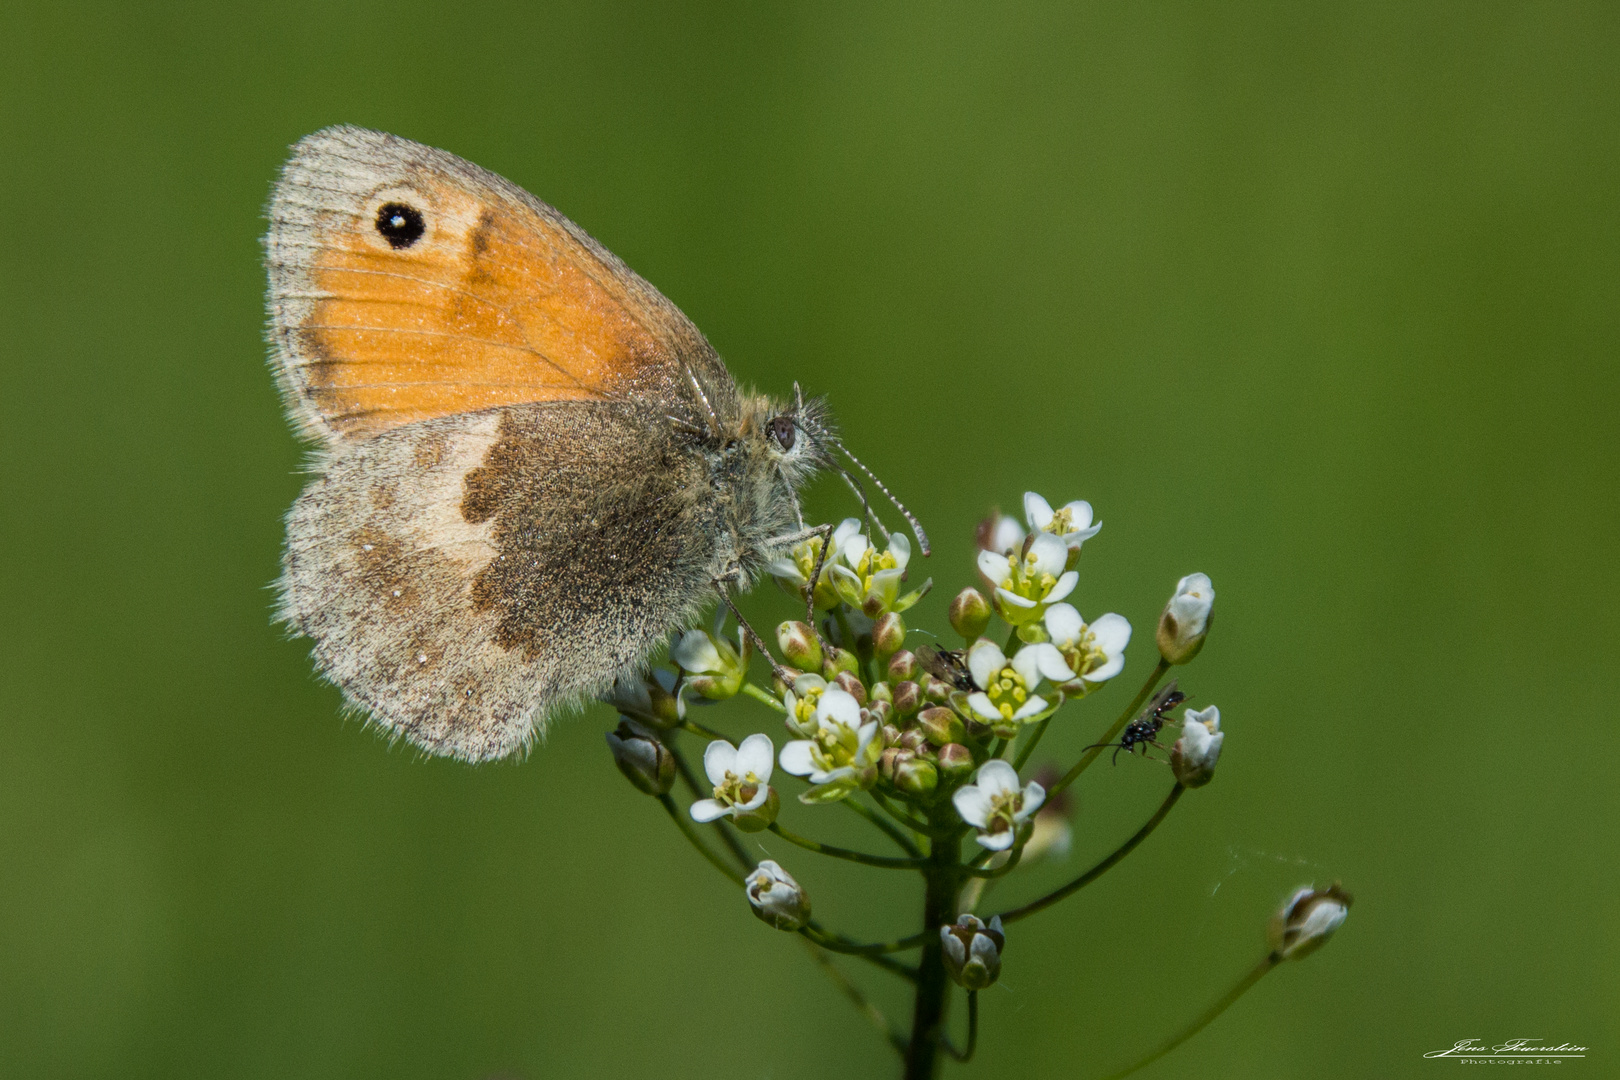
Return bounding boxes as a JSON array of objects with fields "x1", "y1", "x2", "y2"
[
  {"x1": 768, "y1": 822, "x2": 930, "y2": 870},
  {"x1": 1101, "y1": 952, "x2": 1282, "y2": 1080},
  {"x1": 656, "y1": 795, "x2": 745, "y2": 886},
  {"x1": 666, "y1": 737, "x2": 755, "y2": 871},
  {"x1": 873, "y1": 790, "x2": 947, "y2": 839},
  {"x1": 1049, "y1": 658, "x2": 1171, "y2": 797},
  {"x1": 1012, "y1": 715, "x2": 1052, "y2": 771},
  {"x1": 942, "y1": 991, "x2": 978, "y2": 1063},
  {"x1": 801, "y1": 940, "x2": 909, "y2": 1055},
  {"x1": 842, "y1": 796, "x2": 924, "y2": 857},
  {"x1": 994, "y1": 783, "x2": 1185, "y2": 924},
  {"x1": 740, "y1": 681, "x2": 786, "y2": 712}
]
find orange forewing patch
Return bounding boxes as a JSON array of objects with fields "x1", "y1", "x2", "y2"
[{"x1": 300, "y1": 179, "x2": 667, "y2": 438}]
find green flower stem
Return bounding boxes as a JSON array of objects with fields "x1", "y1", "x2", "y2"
[
  {"x1": 872, "y1": 790, "x2": 945, "y2": 840},
  {"x1": 990, "y1": 737, "x2": 1008, "y2": 760},
  {"x1": 1012, "y1": 715, "x2": 1052, "y2": 771},
  {"x1": 801, "y1": 921, "x2": 933, "y2": 955},
  {"x1": 677, "y1": 717, "x2": 730, "y2": 742},
  {"x1": 768, "y1": 822, "x2": 930, "y2": 870},
  {"x1": 903, "y1": 807, "x2": 962, "y2": 1080},
  {"x1": 801, "y1": 940, "x2": 909, "y2": 1055},
  {"x1": 993, "y1": 783, "x2": 1185, "y2": 924},
  {"x1": 831, "y1": 605, "x2": 877, "y2": 685},
  {"x1": 960, "y1": 841, "x2": 1024, "y2": 879},
  {"x1": 741, "y1": 681, "x2": 787, "y2": 712},
  {"x1": 1049, "y1": 658, "x2": 1171, "y2": 797},
  {"x1": 842, "y1": 796, "x2": 924, "y2": 857},
  {"x1": 656, "y1": 795, "x2": 745, "y2": 886},
  {"x1": 1004, "y1": 624, "x2": 1021, "y2": 654},
  {"x1": 666, "y1": 737, "x2": 755, "y2": 872},
  {"x1": 1101, "y1": 952, "x2": 1283, "y2": 1080},
  {"x1": 943, "y1": 991, "x2": 978, "y2": 1063}
]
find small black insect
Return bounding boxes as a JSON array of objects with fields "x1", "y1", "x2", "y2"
[
  {"x1": 916, "y1": 644, "x2": 975, "y2": 693},
  {"x1": 1085, "y1": 680, "x2": 1188, "y2": 765}
]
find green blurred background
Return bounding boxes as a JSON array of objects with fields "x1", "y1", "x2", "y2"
[{"x1": 3, "y1": 2, "x2": 1616, "y2": 1077}]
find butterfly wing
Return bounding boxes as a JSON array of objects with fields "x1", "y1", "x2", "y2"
[
  {"x1": 280, "y1": 401, "x2": 718, "y2": 762},
  {"x1": 265, "y1": 125, "x2": 734, "y2": 445}
]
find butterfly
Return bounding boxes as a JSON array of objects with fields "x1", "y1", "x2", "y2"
[{"x1": 265, "y1": 126, "x2": 920, "y2": 762}]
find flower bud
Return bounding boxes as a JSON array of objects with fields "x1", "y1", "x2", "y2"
[
  {"x1": 895, "y1": 756, "x2": 939, "y2": 796},
  {"x1": 605, "y1": 669, "x2": 684, "y2": 729},
  {"x1": 776, "y1": 620, "x2": 823, "y2": 673},
  {"x1": 673, "y1": 622, "x2": 749, "y2": 701},
  {"x1": 949, "y1": 587, "x2": 992, "y2": 641},
  {"x1": 941, "y1": 914, "x2": 1004, "y2": 990},
  {"x1": 922, "y1": 673, "x2": 953, "y2": 703},
  {"x1": 879, "y1": 747, "x2": 909, "y2": 783},
  {"x1": 887, "y1": 649, "x2": 920, "y2": 683},
  {"x1": 1157, "y1": 573, "x2": 1215, "y2": 665},
  {"x1": 868, "y1": 680, "x2": 893, "y2": 704},
  {"x1": 1269, "y1": 883, "x2": 1353, "y2": 961},
  {"x1": 729, "y1": 785, "x2": 780, "y2": 833},
  {"x1": 871, "y1": 612, "x2": 906, "y2": 660},
  {"x1": 898, "y1": 727, "x2": 930, "y2": 753},
  {"x1": 604, "y1": 718, "x2": 675, "y2": 795},
  {"x1": 823, "y1": 646, "x2": 859, "y2": 679},
  {"x1": 936, "y1": 742, "x2": 976, "y2": 778},
  {"x1": 881, "y1": 723, "x2": 903, "y2": 747},
  {"x1": 1171, "y1": 705, "x2": 1224, "y2": 788},
  {"x1": 891, "y1": 679, "x2": 922, "y2": 717},
  {"x1": 865, "y1": 699, "x2": 893, "y2": 726},
  {"x1": 745, "y1": 859, "x2": 811, "y2": 931},
  {"x1": 832, "y1": 670, "x2": 868, "y2": 706},
  {"x1": 917, "y1": 706, "x2": 966, "y2": 747}
]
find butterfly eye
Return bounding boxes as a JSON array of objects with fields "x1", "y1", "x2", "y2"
[
  {"x1": 375, "y1": 202, "x2": 425, "y2": 249},
  {"x1": 769, "y1": 416, "x2": 797, "y2": 452}
]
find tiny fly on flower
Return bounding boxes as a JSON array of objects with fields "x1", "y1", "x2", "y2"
[
  {"x1": 916, "y1": 644, "x2": 975, "y2": 693},
  {"x1": 1086, "y1": 681, "x2": 1188, "y2": 765}
]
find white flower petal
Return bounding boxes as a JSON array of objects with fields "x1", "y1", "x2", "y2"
[
  {"x1": 855, "y1": 720, "x2": 880, "y2": 756},
  {"x1": 1024, "y1": 491, "x2": 1055, "y2": 531},
  {"x1": 977, "y1": 549, "x2": 1013, "y2": 587},
  {"x1": 966, "y1": 692, "x2": 1002, "y2": 722},
  {"x1": 702, "y1": 739, "x2": 738, "y2": 786},
  {"x1": 952, "y1": 785, "x2": 994, "y2": 827},
  {"x1": 735, "y1": 782, "x2": 770, "y2": 812},
  {"x1": 887, "y1": 531, "x2": 911, "y2": 571},
  {"x1": 1012, "y1": 694, "x2": 1049, "y2": 720},
  {"x1": 1026, "y1": 532, "x2": 1068, "y2": 577},
  {"x1": 833, "y1": 518, "x2": 863, "y2": 547},
  {"x1": 967, "y1": 640, "x2": 1007, "y2": 690},
  {"x1": 766, "y1": 557, "x2": 806, "y2": 584},
  {"x1": 1185, "y1": 705, "x2": 1220, "y2": 733},
  {"x1": 1061, "y1": 500, "x2": 1094, "y2": 531},
  {"x1": 1046, "y1": 570, "x2": 1078, "y2": 604},
  {"x1": 792, "y1": 673, "x2": 827, "y2": 695},
  {"x1": 816, "y1": 687, "x2": 862, "y2": 730},
  {"x1": 974, "y1": 759, "x2": 1020, "y2": 797},
  {"x1": 996, "y1": 587, "x2": 1037, "y2": 610},
  {"x1": 1044, "y1": 602, "x2": 1084, "y2": 645},
  {"x1": 1022, "y1": 643, "x2": 1075, "y2": 683},
  {"x1": 1082, "y1": 653, "x2": 1125, "y2": 684},
  {"x1": 672, "y1": 630, "x2": 723, "y2": 674},
  {"x1": 811, "y1": 764, "x2": 854, "y2": 786},
  {"x1": 989, "y1": 515, "x2": 1025, "y2": 555},
  {"x1": 1019, "y1": 781, "x2": 1047, "y2": 819},
  {"x1": 840, "y1": 533, "x2": 871, "y2": 570},
  {"x1": 974, "y1": 829, "x2": 1016, "y2": 851},
  {"x1": 736, "y1": 732, "x2": 776, "y2": 781},
  {"x1": 779, "y1": 740, "x2": 818, "y2": 776},
  {"x1": 689, "y1": 799, "x2": 729, "y2": 823},
  {"x1": 1090, "y1": 612, "x2": 1132, "y2": 654}
]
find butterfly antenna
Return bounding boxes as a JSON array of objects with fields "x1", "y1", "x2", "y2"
[
  {"x1": 837, "y1": 443, "x2": 930, "y2": 556},
  {"x1": 835, "y1": 465, "x2": 891, "y2": 539}
]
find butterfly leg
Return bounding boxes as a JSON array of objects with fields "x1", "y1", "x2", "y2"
[
  {"x1": 713, "y1": 572, "x2": 800, "y2": 687},
  {"x1": 761, "y1": 521, "x2": 836, "y2": 628}
]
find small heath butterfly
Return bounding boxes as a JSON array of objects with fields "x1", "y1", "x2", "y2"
[{"x1": 265, "y1": 127, "x2": 922, "y2": 762}]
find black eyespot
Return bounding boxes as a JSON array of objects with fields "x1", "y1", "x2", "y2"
[
  {"x1": 375, "y1": 202, "x2": 425, "y2": 249},
  {"x1": 769, "y1": 416, "x2": 797, "y2": 451}
]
